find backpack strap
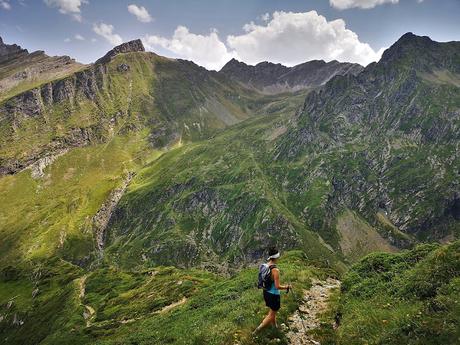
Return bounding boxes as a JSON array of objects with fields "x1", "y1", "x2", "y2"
[{"x1": 268, "y1": 264, "x2": 277, "y2": 281}]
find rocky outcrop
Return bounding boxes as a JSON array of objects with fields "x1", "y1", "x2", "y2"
[
  {"x1": 219, "y1": 58, "x2": 363, "y2": 93},
  {"x1": 0, "y1": 125, "x2": 101, "y2": 175},
  {"x1": 93, "y1": 172, "x2": 135, "y2": 252},
  {"x1": 0, "y1": 36, "x2": 28, "y2": 63},
  {"x1": 275, "y1": 32, "x2": 460, "y2": 242},
  {"x1": 27, "y1": 149, "x2": 68, "y2": 179},
  {"x1": 379, "y1": 32, "x2": 460, "y2": 72},
  {"x1": 0, "y1": 61, "x2": 108, "y2": 175},
  {"x1": 95, "y1": 39, "x2": 145, "y2": 64},
  {"x1": 0, "y1": 36, "x2": 82, "y2": 100}
]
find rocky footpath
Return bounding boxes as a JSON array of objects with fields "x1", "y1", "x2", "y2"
[{"x1": 286, "y1": 278, "x2": 341, "y2": 345}]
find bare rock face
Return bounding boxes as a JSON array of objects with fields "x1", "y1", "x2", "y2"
[
  {"x1": 0, "y1": 36, "x2": 28, "y2": 63},
  {"x1": 95, "y1": 39, "x2": 145, "y2": 64},
  {"x1": 219, "y1": 58, "x2": 363, "y2": 93},
  {"x1": 93, "y1": 172, "x2": 135, "y2": 252},
  {"x1": 117, "y1": 63, "x2": 130, "y2": 72},
  {"x1": 0, "y1": 36, "x2": 82, "y2": 100}
]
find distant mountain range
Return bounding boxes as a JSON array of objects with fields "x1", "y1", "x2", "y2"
[
  {"x1": 1, "y1": 32, "x2": 459, "y2": 267},
  {"x1": 0, "y1": 32, "x2": 459, "y2": 344},
  {"x1": 220, "y1": 58, "x2": 363, "y2": 93}
]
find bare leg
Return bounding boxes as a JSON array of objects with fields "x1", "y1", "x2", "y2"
[
  {"x1": 273, "y1": 310, "x2": 277, "y2": 328},
  {"x1": 254, "y1": 309, "x2": 277, "y2": 334}
]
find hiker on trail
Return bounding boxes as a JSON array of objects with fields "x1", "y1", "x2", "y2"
[{"x1": 254, "y1": 247, "x2": 291, "y2": 334}]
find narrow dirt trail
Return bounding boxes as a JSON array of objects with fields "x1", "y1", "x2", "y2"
[
  {"x1": 77, "y1": 275, "x2": 96, "y2": 327},
  {"x1": 286, "y1": 278, "x2": 341, "y2": 345}
]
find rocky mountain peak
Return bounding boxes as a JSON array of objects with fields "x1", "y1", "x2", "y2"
[
  {"x1": 95, "y1": 39, "x2": 145, "y2": 64},
  {"x1": 0, "y1": 36, "x2": 29, "y2": 63},
  {"x1": 378, "y1": 32, "x2": 460, "y2": 71},
  {"x1": 220, "y1": 57, "x2": 362, "y2": 93},
  {"x1": 381, "y1": 32, "x2": 433, "y2": 59},
  {"x1": 225, "y1": 58, "x2": 241, "y2": 66}
]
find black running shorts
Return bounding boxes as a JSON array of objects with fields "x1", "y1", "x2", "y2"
[{"x1": 263, "y1": 290, "x2": 280, "y2": 311}]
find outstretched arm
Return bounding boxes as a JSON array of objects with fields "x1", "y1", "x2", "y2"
[{"x1": 272, "y1": 268, "x2": 290, "y2": 290}]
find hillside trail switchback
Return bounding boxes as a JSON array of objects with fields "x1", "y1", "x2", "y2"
[{"x1": 286, "y1": 278, "x2": 341, "y2": 345}]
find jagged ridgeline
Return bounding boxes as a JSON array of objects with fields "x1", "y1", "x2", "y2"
[
  {"x1": 0, "y1": 35, "x2": 358, "y2": 269},
  {"x1": 0, "y1": 38, "x2": 281, "y2": 176},
  {"x1": 105, "y1": 33, "x2": 460, "y2": 269},
  {"x1": 276, "y1": 32, "x2": 460, "y2": 246},
  {"x1": 0, "y1": 32, "x2": 459, "y2": 344}
]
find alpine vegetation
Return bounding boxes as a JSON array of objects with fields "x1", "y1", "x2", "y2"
[{"x1": 0, "y1": 1, "x2": 459, "y2": 344}]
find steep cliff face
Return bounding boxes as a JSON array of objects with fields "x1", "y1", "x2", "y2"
[
  {"x1": 219, "y1": 58, "x2": 363, "y2": 93},
  {"x1": 0, "y1": 36, "x2": 28, "y2": 63},
  {"x1": 0, "y1": 39, "x2": 277, "y2": 176},
  {"x1": 0, "y1": 62, "x2": 109, "y2": 175},
  {"x1": 275, "y1": 32, "x2": 460, "y2": 243},
  {"x1": 95, "y1": 39, "x2": 146, "y2": 64},
  {"x1": 0, "y1": 36, "x2": 83, "y2": 101}
]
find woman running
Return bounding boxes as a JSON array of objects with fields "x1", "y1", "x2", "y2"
[{"x1": 254, "y1": 247, "x2": 291, "y2": 333}]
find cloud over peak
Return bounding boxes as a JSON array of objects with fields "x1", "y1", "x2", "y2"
[
  {"x1": 128, "y1": 4, "x2": 153, "y2": 23},
  {"x1": 227, "y1": 11, "x2": 382, "y2": 67},
  {"x1": 93, "y1": 22, "x2": 123, "y2": 46},
  {"x1": 143, "y1": 11, "x2": 383, "y2": 70},
  {"x1": 143, "y1": 26, "x2": 236, "y2": 70},
  {"x1": 44, "y1": 0, "x2": 87, "y2": 21}
]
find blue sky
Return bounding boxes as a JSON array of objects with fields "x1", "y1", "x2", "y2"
[{"x1": 1, "y1": 0, "x2": 459, "y2": 70}]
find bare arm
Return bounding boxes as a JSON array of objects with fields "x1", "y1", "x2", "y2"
[{"x1": 272, "y1": 268, "x2": 289, "y2": 290}]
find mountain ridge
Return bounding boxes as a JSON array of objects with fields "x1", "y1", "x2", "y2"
[
  {"x1": 274, "y1": 32, "x2": 460, "y2": 245},
  {"x1": 0, "y1": 31, "x2": 459, "y2": 345},
  {"x1": 0, "y1": 36, "x2": 83, "y2": 102},
  {"x1": 219, "y1": 57, "x2": 363, "y2": 93}
]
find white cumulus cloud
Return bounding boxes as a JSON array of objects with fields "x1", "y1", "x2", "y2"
[
  {"x1": 128, "y1": 4, "x2": 152, "y2": 23},
  {"x1": 227, "y1": 11, "x2": 383, "y2": 66},
  {"x1": 0, "y1": 0, "x2": 11, "y2": 10},
  {"x1": 143, "y1": 26, "x2": 236, "y2": 70},
  {"x1": 44, "y1": 0, "x2": 87, "y2": 21},
  {"x1": 142, "y1": 11, "x2": 383, "y2": 70},
  {"x1": 74, "y1": 34, "x2": 85, "y2": 40},
  {"x1": 330, "y1": 0, "x2": 398, "y2": 10},
  {"x1": 260, "y1": 13, "x2": 270, "y2": 22},
  {"x1": 93, "y1": 22, "x2": 123, "y2": 46}
]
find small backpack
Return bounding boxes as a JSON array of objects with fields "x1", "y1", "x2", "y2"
[{"x1": 257, "y1": 263, "x2": 276, "y2": 290}]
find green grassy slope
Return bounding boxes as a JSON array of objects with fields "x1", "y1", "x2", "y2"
[
  {"x1": 275, "y1": 34, "x2": 460, "y2": 245},
  {"x1": 0, "y1": 133, "x2": 156, "y2": 267},
  {"x1": 105, "y1": 109, "x2": 346, "y2": 271},
  {"x1": 0, "y1": 34, "x2": 458, "y2": 345},
  {"x1": 316, "y1": 241, "x2": 460, "y2": 345},
  {"x1": 0, "y1": 50, "x2": 290, "y2": 174},
  {"x1": 0, "y1": 46, "x2": 308, "y2": 265},
  {"x1": 0, "y1": 251, "x2": 335, "y2": 345}
]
